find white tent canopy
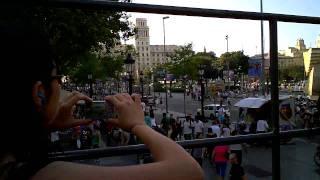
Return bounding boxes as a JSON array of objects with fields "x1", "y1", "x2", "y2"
[{"x1": 234, "y1": 97, "x2": 268, "y2": 108}]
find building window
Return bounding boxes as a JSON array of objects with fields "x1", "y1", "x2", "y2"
[
  {"x1": 157, "y1": 54, "x2": 159, "y2": 57},
  {"x1": 142, "y1": 53, "x2": 144, "y2": 56},
  {"x1": 147, "y1": 53, "x2": 149, "y2": 57},
  {"x1": 146, "y1": 47, "x2": 148, "y2": 51},
  {"x1": 147, "y1": 63, "x2": 149, "y2": 65},
  {"x1": 142, "y1": 42, "x2": 144, "y2": 45},
  {"x1": 142, "y1": 47, "x2": 144, "y2": 51},
  {"x1": 137, "y1": 41, "x2": 139, "y2": 45},
  {"x1": 147, "y1": 58, "x2": 149, "y2": 61}
]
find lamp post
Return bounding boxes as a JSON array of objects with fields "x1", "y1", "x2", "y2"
[
  {"x1": 139, "y1": 71, "x2": 144, "y2": 98},
  {"x1": 88, "y1": 74, "x2": 93, "y2": 98},
  {"x1": 163, "y1": 16, "x2": 169, "y2": 113},
  {"x1": 225, "y1": 34, "x2": 230, "y2": 90},
  {"x1": 182, "y1": 75, "x2": 188, "y2": 117},
  {"x1": 198, "y1": 64, "x2": 205, "y2": 119},
  {"x1": 260, "y1": 0, "x2": 265, "y2": 96},
  {"x1": 124, "y1": 54, "x2": 135, "y2": 95},
  {"x1": 238, "y1": 66, "x2": 242, "y2": 91}
]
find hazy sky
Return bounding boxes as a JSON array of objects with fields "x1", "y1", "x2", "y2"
[{"x1": 125, "y1": 0, "x2": 320, "y2": 56}]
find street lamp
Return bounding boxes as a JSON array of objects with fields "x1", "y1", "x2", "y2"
[
  {"x1": 139, "y1": 71, "x2": 144, "y2": 98},
  {"x1": 238, "y1": 66, "x2": 242, "y2": 91},
  {"x1": 225, "y1": 34, "x2": 230, "y2": 90},
  {"x1": 182, "y1": 75, "x2": 188, "y2": 117},
  {"x1": 163, "y1": 16, "x2": 169, "y2": 113},
  {"x1": 198, "y1": 64, "x2": 205, "y2": 119},
  {"x1": 124, "y1": 53, "x2": 135, "y2": 95},
  {"x1": 88, "y1": 74, "x2": 93, "y2": 98}
]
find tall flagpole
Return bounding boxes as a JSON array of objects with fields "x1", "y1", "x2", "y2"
[{"x1": 260, "y1": 0, "x2": 265, "y2": 96}]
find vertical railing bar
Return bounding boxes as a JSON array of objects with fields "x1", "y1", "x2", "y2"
[{"x1": 269, "y1": 19, "x2": 280, "y2": 180}]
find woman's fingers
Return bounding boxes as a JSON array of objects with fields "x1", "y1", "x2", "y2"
[
  {"x1": 132, "y1": 94, "x2": 141, "y2": 105},
  {"x1": 106, "y1": 95, "x2": 120, "y2": 106},
  {"x1": 65, "y1": 93, "x2": 92, "y2": 108},
  {"x1": 123, "y1": 93, "x2": 133, "y2": 101}
]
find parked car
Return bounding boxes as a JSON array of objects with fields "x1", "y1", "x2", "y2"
[{"x1": 198, "y1": 104, "x2": 230, "y2": 118}]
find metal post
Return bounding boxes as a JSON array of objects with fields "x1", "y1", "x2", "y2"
[
  {"x1": 169, "y1": 80, "x2": 172, "y2": 97},
  {"x1": 225, "y1": 35, "x2": 230, "y2": 90},
  {"x1": 128, "y1": 75, "x2": 133, "y2": 95},
  {"x1": 200, "y1": 79, "x2": 205, "y2": 119},
  {"x1": 88, "y1": 74, "x2": 93, "y2": 98},
  {"x1": 183, "y1": 79, "x2": 186, "y2": 116},
  {"x1": 163, "y1": 16, "x2": 169, "y2": 113},
  {"x1": 260, "y1": 0, "x2": 265, "y2": 96},
  {"x1": 140, "y1": 77, "x2": 144, "y2": 98},
  {"x1": 164, "y1": 78, "x2": 168, "y2": 113},
  {"x1": 270, "y1": 20, "x2": 280, "y2": 180}
]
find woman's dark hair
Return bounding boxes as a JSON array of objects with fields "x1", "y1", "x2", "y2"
[{"x1": 0, "y1": 22, "x2": 55, "y2": 174}]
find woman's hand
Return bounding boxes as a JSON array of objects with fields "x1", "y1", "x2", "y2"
[
  {"x1": 47, "y1": 92, "x2": 92, "y2": 130},
  {"x1": 106, "y1": 93, "x2": 145, "y2": 132}
]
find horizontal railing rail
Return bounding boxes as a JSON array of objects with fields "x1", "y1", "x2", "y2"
[
  {"x1": 44, "y1": 1, "x2": 319, "y2": 179},
  {"x1": 48, "y1": 0, "x2": 320, "y2": 24},
  {"x1": 49, "y1": 127, "x2": 320, "y2": 161}
]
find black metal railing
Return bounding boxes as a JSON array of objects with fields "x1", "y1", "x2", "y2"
[
  {"x1": 47, "y1": 1, "x2": 320, "y2": 179},
  {"x1": 49, "y1": 128, "x2": 320, "y2": 161}
]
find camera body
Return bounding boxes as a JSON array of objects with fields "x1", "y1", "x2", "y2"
[{"x1": 76, "y1": 100, "x2": 115, "y2": 120}]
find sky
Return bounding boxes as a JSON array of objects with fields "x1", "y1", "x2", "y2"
[{"x1": 124, "y1": 0, "x2": 320, "y2": 56}]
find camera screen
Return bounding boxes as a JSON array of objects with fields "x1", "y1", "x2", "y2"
[{"x1": 75, "y1": 101, "x2": 115, "y2": 120}]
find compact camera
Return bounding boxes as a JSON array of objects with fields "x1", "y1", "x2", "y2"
[{"x1": 76, "y1": 100, "x2": 115, "y2": 120}]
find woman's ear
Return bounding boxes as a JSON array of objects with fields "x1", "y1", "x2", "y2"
[{"x1": 32, "y1": 81, "x2": 46, "y2": 111}]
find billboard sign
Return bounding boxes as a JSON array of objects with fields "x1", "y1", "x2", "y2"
[{"x1": 248, "y1": 58, "x2": 262, "y2": 77}]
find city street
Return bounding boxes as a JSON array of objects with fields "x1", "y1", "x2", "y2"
[
  {"x1": 152, "y1": 92, "x2": 242, "y2": 124},
  {"x1": 75, "y1": 92, "x2": 319, "y2": 180},
  {"x1": 77, "y1": 137, "x2": 320, "y2": 180}
]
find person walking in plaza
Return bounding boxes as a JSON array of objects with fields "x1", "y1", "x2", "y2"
[
  {"x1": 169, "y1": 114, "x2": 178, "y2": 140},
  {"x1": 230, "y1": 131, "x2": 243, "y2": 165},
  {"x1": 194, "y1": 117, "x2": 204, "y2": 138},
  {"x1": 211, "y1": 119, "x2": 221, "y2": 138},
  {"x1": 229, "y1": 153, "x2": 248, "y2": 180},
  {"x1": 144, "y1": 111, "x2": 152, "y2": 127},
  {"x1": 176, "y1": 117, "x2": 184, "y2": 140},
  {"x1": 149, "y1": 110, "x2": 157, "y2": 128},
  {"x1": 183, "y1": 115, "x2": 194, "y2": 140},
  {"x1": 218, "y1": 104, "x2": 226, "y2": 124},
  {"x1": 212, "y1": 144, "x2": 230, "y2": 180},
  {"x1": 221, "y1": 123, "x2": 231, "y2": 138},
  {"x1": 161, "y1": 112, "x2": 169, "y2": 136},
  {"x1": 256, "y1": 119, "x2": 269, "y2": 133},
  {"x1": 191, "y1": 134, "x2": 205, "y2": 166}
]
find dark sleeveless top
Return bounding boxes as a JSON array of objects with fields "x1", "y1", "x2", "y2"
[{"x1": 0, "y1": 157, "x2": 49, "y2": 180}]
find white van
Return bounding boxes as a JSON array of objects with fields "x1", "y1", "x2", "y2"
[{"x1": 198, "y1": 104, "x2": 230, "y2": 118}]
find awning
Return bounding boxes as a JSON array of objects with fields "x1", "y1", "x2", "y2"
[{"x1": 234, "y1": 97, "x2": 268, "y2": 108}]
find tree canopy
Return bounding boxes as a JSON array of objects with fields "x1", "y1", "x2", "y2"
[
  {"x1": 279, "y1": 65, "x2": 305, "y2": 82},
  {"x1": 2, "y1": 1, "x2": 135, "y2": 80},
  {"x1": 160, "y1": 44, "x2": 248, "y2": 81},
  {"x1": 219, "y1": 51, "x2": 249, "y2": 74}
]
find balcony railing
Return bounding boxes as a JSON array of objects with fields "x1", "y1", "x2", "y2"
[{"x1": 47, "y1": 1, "x2": 320, "y2": 180}]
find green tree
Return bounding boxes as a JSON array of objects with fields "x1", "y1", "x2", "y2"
[
  {"x1": 167, "y1": 43, "x2": 195, "y2": 78},
  {"x1": 2, "y1": 1, "x2": 135, "y2": 74},
  {"x1": 69, "y1": 44, "x2": 138, "y2": 83},
  {"x1": 279, "y1": 65, "x2": 304, "y2": 82},
  {"x1": 219, "y1": 51, "x2": 249, "y2": 74}
]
